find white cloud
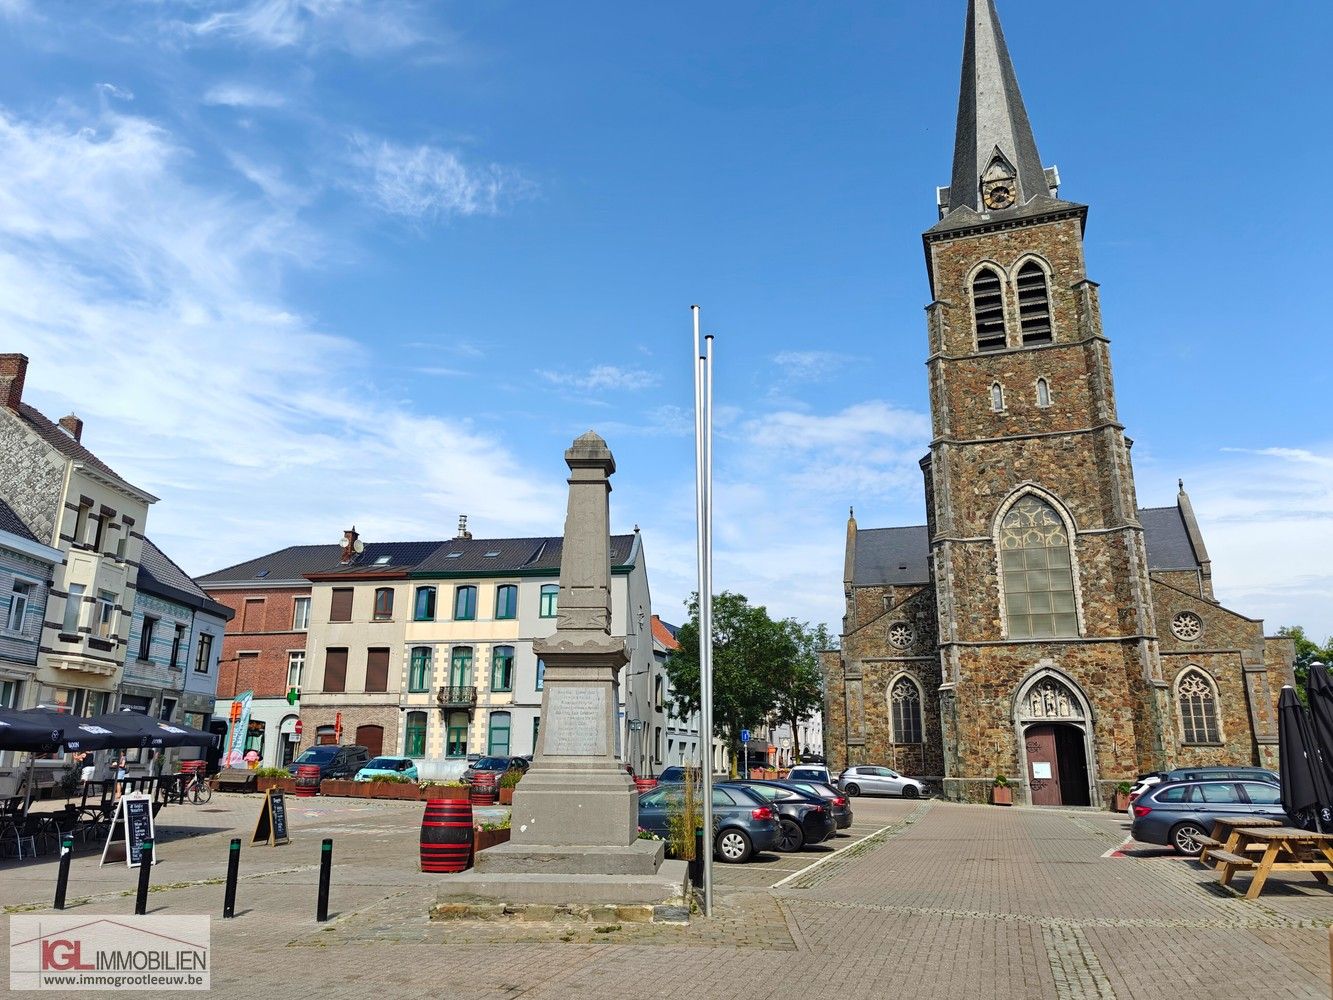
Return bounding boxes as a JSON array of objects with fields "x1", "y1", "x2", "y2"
[
  {"x1": 348, "y1": 133, "x2": 529, "y2": 222},
  {"x1": 203, "y1": 82, "x2": 287, "y2": 109},
  {"x1": 0, "y1": 104, "x2": 561, "y2": 575},
  {"x1": 539, "y1": 365, "x2": 660, "y2": 393},
  {"x1": 188, "y1": 0, "x2": 425, "y2": 57},
  {"x1": 772, "y1": 349, "x2": 851, "y2": 383},
  {"x1": 1143, "y1": 445, "x2": 1333, "y2": 640},
  {"x1": 96, "y1": 83, "x2": 134, "y2": 101}
]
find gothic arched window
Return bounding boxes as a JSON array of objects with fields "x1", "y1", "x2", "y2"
[
  {"x1": 972, "y1": 268, "x2": 1007, "y2": 352},
  {"x1": 998, "y1": 495, "x2": 1078, "y2": 638},
  {"x1": 889, "y1": 675, "x2": 923, "y2": 744},
  {"x1": 1036, "y1": 378, "x2": 1051, "y2": 408},
  {"x1": 990, "y1": 382, "x2": 1005, "y2": 412},
  {"x1": 1177, "y1": 669, "x2": 1221, "y2": 744},
  {"x1": 1016, "y1": 260, "x2": 1052, "y2": 345}
]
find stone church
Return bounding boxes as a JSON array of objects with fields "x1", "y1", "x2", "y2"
[{"x1": 824, "y1": 1, "x2": 1295, "y2": 806}]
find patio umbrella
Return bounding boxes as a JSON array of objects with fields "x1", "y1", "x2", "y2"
[
  {"x1": 1278, "y1": 685, "x2": 1333, "y2": 832},
  {"x1": 83, "y1": 711, "x2": 216, "y2": 750},
  {"x1": 0, "y1": 707, "x2": 65, "y2": 753},
  {"x1": 1305, "y1": 662, "x2": 1333, "y2": 790}
]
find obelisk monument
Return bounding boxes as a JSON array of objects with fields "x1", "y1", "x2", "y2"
[{"x1": 460, "y1": 431, "x2": 678, "y2": 897}]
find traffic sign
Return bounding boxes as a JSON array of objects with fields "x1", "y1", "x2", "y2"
[
  {"x1": 740, "y1": 729, "x2": 751, "y2": 744},
  {"x1": 294, "y1": 719, "x2": 303, "y2": 737}
]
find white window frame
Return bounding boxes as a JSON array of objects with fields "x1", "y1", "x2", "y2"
[
  {"x1": 6, "y1": 578, "x2": 33, "y2": 634},
  {"x1": 292, "y1": 596, "x2": 311, "y2": 631},
  {"x1": 287, "y1": 650, "x2": 305, "y2": 691}
]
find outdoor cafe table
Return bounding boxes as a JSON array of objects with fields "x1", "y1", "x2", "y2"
[
  {"x1": 1202, "y1": 815, "x2": 1281, "y2": 866},
  {"x1": 1215, "y1": 826, "x2": 1333, "y2": 899}
]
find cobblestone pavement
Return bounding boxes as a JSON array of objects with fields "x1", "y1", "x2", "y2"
[{"x1": 1, "y1": 793, "x2": 1328, "y2": 998}]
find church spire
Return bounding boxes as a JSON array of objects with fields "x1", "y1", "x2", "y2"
[{"x1": 939, "y1": 0, "x2": 1058, "y2": 219}]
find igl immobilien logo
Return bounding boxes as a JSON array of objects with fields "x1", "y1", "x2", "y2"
[{"x1": 10, "y1": 915, "x2": 210, "y2": 991}]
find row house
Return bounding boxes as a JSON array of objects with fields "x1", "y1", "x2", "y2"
[
  {"x1": 201, "y1": 522, "x2": 668, "y2": 776},
  {"x1": 0, "y1": 500, "x2": 62, "y2": 768},
  {"x1": 122, "y1": 539, "x2": 233, "y2": 767},
  {"x1": 0, "y1": 353, "x2": 157, "y2": 722}
]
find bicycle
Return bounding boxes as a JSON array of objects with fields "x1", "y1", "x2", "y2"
[{"x1": 184, "y1": 772, "x2": 213, "y2": 805}]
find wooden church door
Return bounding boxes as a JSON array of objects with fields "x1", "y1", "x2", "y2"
[{"x1": 1025, "y1": 725, "x2": 1062, "y2": 806}]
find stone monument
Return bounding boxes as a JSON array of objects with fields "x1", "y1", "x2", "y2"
[{"x1": 438, "y1": 431, "x2": 685, "y2": 905}]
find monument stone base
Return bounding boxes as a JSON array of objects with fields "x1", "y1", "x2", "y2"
[
  {"x1": 435, "y1": 859, "x2": 688, "y2": 906},
  {"x1": 475, "y1": 838, "x2": 663, "y2": 875}
]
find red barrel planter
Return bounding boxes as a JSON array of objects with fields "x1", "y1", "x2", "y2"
[
  {"x1": 634, "y1": 778, "x2": 658, "y2": 793},
  {"x1": 295, "y1": 764, "x2": 321, "y2": 798},
  {"x1": 421, "y1": 799, "x2": 474, "y2": 872},
  {"x1": 469, "y1": 774, "x2": 498, "y2": 806}
]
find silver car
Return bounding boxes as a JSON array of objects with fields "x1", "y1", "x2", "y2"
[{"x1": 838, "y1": 765, "x2": 926, "y2": 799}]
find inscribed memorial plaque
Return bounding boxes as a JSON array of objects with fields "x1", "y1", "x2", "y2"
[{"x1": 544, "y1": 686, "x2": 607, "y2": 756}]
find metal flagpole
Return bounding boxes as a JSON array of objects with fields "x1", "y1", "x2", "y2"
[
  {"x1": 691, "y1": 305, "x2": 713, "y2": 918},
  {"x1": 702, "y1": 332, "x2": 715, "y2": 918}
]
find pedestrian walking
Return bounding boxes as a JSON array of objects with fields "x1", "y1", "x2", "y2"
[{"x1": 114, "y1": 751, "x2": 128, "y2": 799}]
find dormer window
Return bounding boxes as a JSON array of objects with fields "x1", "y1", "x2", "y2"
[
  {"x1": 1017, "y1": 261, "x2": 1052, "y2": 345},
  {"x1": 972, "y1": 268, "x2": 1006, "y2": 352}
]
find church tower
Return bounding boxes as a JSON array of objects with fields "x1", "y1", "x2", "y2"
[{"x1": 921, "y1": 0, "x2": 1170, "y2": 802}]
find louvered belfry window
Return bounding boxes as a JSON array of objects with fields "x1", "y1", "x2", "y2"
[
  {"x1": 973, "y1": 268, "x2": 1007, "y2": 351},
  {"x1": 1017, "y1": 261, "x2": 1053, "y2": 345}
]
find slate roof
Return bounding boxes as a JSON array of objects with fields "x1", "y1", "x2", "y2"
[
  {"x1": 16, "y1": 403, "x2": 126, "y2": 485},
  {"x1": 198, "y1": 533, "x2": 640, "y2": 586},
  {"x1": 853, "y1": 506, "x2": 1202, "y2": 587},
  {"x1": 853, "y1": 526, "x2": 932, "y2": 587},
  {"x1": 0, "y1": 499, "x2": 38, "y2": 544},
  {"x1": 138, "y1": 538, "x2": 235, "y2": 618},
  {"x1": 413, "y1": 534, "x2": 637, "y2": 576},
  {"x1": 1138, "y1": 506, "x2": 1203, "y2": 571},
  {"x1": 197, "y1": 541, "x2": 442, "y2": 586}
]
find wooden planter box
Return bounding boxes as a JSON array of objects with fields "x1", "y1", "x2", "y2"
[
  {"x1": 256, "y1": 777, "x2": 297, "y2": 794},
  {"x1": 1112, "y1": 791, "x2": 1131, "y2": 811},
  {"x1": 319, "y1": 779, "x2": 359, "y2": 798},
  {"x1": 420, "y1": 785, "x2": 469, "y2": 801},
  {"x1": 473, "y1": 827, "x2": 511, "y2": 853},
  {"x1": 498, "y1": 787, "x2": 514, "y2": 805},
  {"x1": 991, "y1": 785, "x2": 1013, "y2": 806}
]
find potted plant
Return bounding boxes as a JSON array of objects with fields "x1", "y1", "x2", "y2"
[
  {"x1": 498, "y1": 769, "x2": 522, "y2": 805},
  {"x1": 1112, "y1": 781, "x2": 1133, "y2": 812},
  {"x1": 254, "y1": 766, "x2": 291, "y2": 792},
  {"x1": 991, "y1": 774, "x2": 1013, "y2": 806},
  {"x1": 419, "y1": 780, "x2": 469, "y2": 801}
]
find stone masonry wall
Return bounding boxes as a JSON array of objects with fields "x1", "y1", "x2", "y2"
[{"x1": 0, "y1": 410, "x2": 65, "y2": 546}]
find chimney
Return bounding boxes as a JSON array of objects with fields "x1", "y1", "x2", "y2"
[
  {"x1": 0, "y1": 353, "x2": 28, "y2": 411},
  {"x1": 456, "y1": 514, "x2": 472, "y2": 540},
  {"x1": 340, "y1": 525, "x2": 360, "y2": 564},
  {"x1": 58, "y1": 413, "x2": 84, "y2": 443}
]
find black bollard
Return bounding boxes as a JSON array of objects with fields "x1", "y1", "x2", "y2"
[
  {"x1": 316, "y1": 838, "x2": 332, "y2": 922},
  {"x1": 53, "y1": 836, "x2": 74, "y2": 910},
  {"x1": 134, "y1": 841, "x2": 153, "y2": 915},
  {"x1": 223, "y1": 838, "x2": 241, "y2": 918}
]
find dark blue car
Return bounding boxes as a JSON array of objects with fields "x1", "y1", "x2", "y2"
[
  {"x1": 1130, "y1": 779, "x2": 1287, "y2": 855},
  {"x1": 636, "y1": 782, "x2": 781, "y2": 863}
]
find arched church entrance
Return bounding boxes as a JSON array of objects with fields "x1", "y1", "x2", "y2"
[{"x1": 1015, "y1": 671, "x2": 1095, "y2": 807}]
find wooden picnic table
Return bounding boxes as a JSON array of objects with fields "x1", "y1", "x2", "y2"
[
  {"x1": 1201, "y1": 815, "x2": 1282, "y2": 866},
  {"x1": 1213, "y1": 826, "x2": 1333, "y2": 899}
]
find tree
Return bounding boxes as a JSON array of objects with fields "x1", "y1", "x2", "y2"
[
  {"x1": 772, "y1": 620, "x2": 834, "y2": 759},
  {"x1": 1278, "y1": 625, "x2": 1333, "y2": 702},
  {"x1": 665, "y1": 592, "x2": 798, "y2": 767}
]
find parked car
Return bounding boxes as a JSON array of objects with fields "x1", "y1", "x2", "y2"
[
  {"x1": 741, "y1": 778, "x2": 850, "y2": 835},
  {"x1": 354, "y1": 756, "x2": 419, "y2": 782},
  {"x1": 1125, "y1": 771, "x2": 1168, "y2": 816},
  {"x1": 1163, "y1": 766, "x2": 1279, "y2": 785},
  {"x1": 735, "y1": 780, "x2": 835, "y2": 851},
  {"x1": 287, "y1": 744, "x2": 371, "y2": 780},
  {"x1": 657, "y1": 765, "x2": 696, "y2": 784},
  {"x1": 838, "y1": 765, "x2": 927, "y2": 799},
  {"x1": 787, "y1": 764, "x2": 833, "y2": 785},
  {"x1": 779, "y1": 779, "x2": 854, "y2": 830},
  {"x1": 462, "y1": 756, "x2": 530, "y2": 784},
  {"x1": 1130, "y1": 779, "x2": 1289, "y2": 855},
  {"x1": 799, "y1": 754, "x2": 826, "y2": 765},
  {"x1": 635, "y1": 782, "x2": 781, "y2": 863}
]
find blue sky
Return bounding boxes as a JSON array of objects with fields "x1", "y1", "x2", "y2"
[{"x1": 1, "y1": 1, "x2": 1330, "y2": 639}]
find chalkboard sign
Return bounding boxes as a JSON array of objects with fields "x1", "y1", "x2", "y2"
[
  {"x1": 252, "y1": 788, "x2": 291, "y2": 847},
  {"x1": 99, "y1": 794, "x2": 158, "y2": 868}
]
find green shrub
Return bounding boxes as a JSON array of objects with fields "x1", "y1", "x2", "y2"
[
  {"x1": 498, "y1": 769, "x2": 523, "y2": 789},
  {"x1": 369, "y1": 773, "x2": 413, "y2": 783},
  {"x1": 993, "y1": 774, "x2": 1009, "y2": 788},
  {"x1": 419, "y1": 779, "x2": 466, "y2": 789},
  {"x1": 1116, "y1": 781, "x2": 1133, "y2": 794},
  {"x1": 253, "y1": 767, "x2": 291, "y2": 779}
]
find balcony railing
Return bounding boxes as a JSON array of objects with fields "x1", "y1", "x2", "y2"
[{"x1": 436, "y1": 685, "x2": 478, "y2": 708}]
